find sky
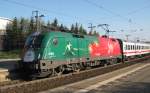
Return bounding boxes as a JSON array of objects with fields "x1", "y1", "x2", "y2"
[{"x1": 0, "y1": 0, "x2": 150, "y2": 41}]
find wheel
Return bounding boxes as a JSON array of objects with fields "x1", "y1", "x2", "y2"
[
  {"x1": 72, "y1": 63, "x2": 81, "y2": 73},
  {"x1": 55, "y1": 65, "x2": 65, "y2": 76}
]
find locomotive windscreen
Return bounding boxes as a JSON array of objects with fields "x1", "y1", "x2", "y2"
[{"x1": 25, "y1": 33, "x2": 44, "y2": 48}]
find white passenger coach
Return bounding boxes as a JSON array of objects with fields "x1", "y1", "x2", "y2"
[{"x1": 123, "y1": 41, "x2": 150, "y2": 57}]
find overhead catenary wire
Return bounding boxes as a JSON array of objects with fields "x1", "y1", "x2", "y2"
[
  {"x1": 127, "y1": 4, "x2": 150, "y2": 15},
  {"x1": 1, "y1": 0, "x2": 95, "y2": 24},
  {"x1": 82, "y1": 0, "x2": 129, "y2": 21},
  {"x1": 82, "y1": 0, "x2": 144, "y2": 29},
  {"x1": 3, "y1": 0, "x2": 73, "y2": 18},
  {"x1": 0, "y1": 0, "x2": 147, "y2": 34}
]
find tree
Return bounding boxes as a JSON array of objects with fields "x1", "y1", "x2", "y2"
[
  {"x1": 74, "y1": 22, "x2": 79, "y2": 34},
  {"x1": 5, "y1": 17, "x2": 29, "y2": 50},
  {"x1": 29, "y1": 17, "x2": 35, "y2": 33},
  {"x1": 52, "y1": 18, "x2": 58, "y2": 27},
  {"x1": 79, "y1": 25, "x2": 83, "y2": 34},
  {"x1": 70, "y1": 24, "x2": 75, "y2": 33},
  {"x1": 88, "y1": 31, "x2": 93, "y2": 36},
  {"x1": 63, "y1": 26, "x2": 70, "y2": 32},
  {"x1": 12, "y1": 17, "x2": 18, "y2": 33},
  {"x1": 93, "y1": 31, "x2": 99, "y2": 36},
  {"x1": 51, "y1": 18, "x2": 58, "y2": 31},
  {"x1": 59, "y1": 24, "x2": 65, "y2": 32}
]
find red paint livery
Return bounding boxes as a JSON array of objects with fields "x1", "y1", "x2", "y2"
[{"x1": 89, "y1": 36, "x2": 121, "y2": 58}]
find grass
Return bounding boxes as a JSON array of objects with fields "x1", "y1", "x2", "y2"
[{"x1": 0, "y1": 50, "x2": 20, "y2": 59}]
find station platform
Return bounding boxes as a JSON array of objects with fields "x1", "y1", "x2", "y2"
[{"x1": 0, "y1": 59, "x2": 20, "y2": 82}]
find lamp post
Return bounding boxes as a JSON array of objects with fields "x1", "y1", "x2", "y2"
[{"x1": 32, "y1": 11, "x2": 44, "y2": 32}]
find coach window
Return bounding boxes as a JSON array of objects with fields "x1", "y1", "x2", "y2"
[
  {"x1": 131, "y1": 45, "x2": 133, "y2": 50},
  {"x1": 140, "y1": 46, "x2": 141, "y2": 50},
  {"x1": 139, "y1": 46, "x2": 141, "y2": 50},
  {"x1": 126, "y1": 45, "x2": 127, "y2": 50},
  {"x1": 129, "y1": 45, "x2": 131, "y2": 50},
  {"x1": 133, "y1": 45, "x2": 135, "y2": 50},
  {"x1": 142, "y1": 46, "x2": 143, "y2": 49},
  {"x1": 128, "y1": 45, "x2": 130, "y2": 50}
]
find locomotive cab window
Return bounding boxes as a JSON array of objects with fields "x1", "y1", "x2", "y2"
[{"x1": 25, "y1": 34, "x2": 44, "y2": 48}]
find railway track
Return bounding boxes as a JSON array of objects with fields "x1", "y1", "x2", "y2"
[
  {"x1": 0, "y1": 55, "x2": 149, "y2": 93},
  {"x1": 0, "y1": 80, "x2": 24, "y2": 87}
]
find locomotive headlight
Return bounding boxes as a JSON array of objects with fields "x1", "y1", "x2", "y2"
[{"x1": 23, "y1": 49, "x2": 35, "y2": 62}]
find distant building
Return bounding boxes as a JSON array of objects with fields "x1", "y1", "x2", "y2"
[
  {"x1": 0, "y1": 17, "x2": 12, "y2": 35},
  {"x1": 0, "y1": 17, "x2": 12, "y2": 50}
]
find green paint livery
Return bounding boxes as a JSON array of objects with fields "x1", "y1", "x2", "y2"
[{"x1": 35, "y1": 31, "x2": 98, "y2": 61}]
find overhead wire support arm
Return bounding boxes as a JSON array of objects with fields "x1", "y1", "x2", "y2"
[{"x1": 97, "y1": 24, "x2": 116, "y2": 37}]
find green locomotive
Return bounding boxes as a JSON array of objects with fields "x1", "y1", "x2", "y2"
[{"x1": 22, "y1": 31, "x2": 100, "y2": 77}]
